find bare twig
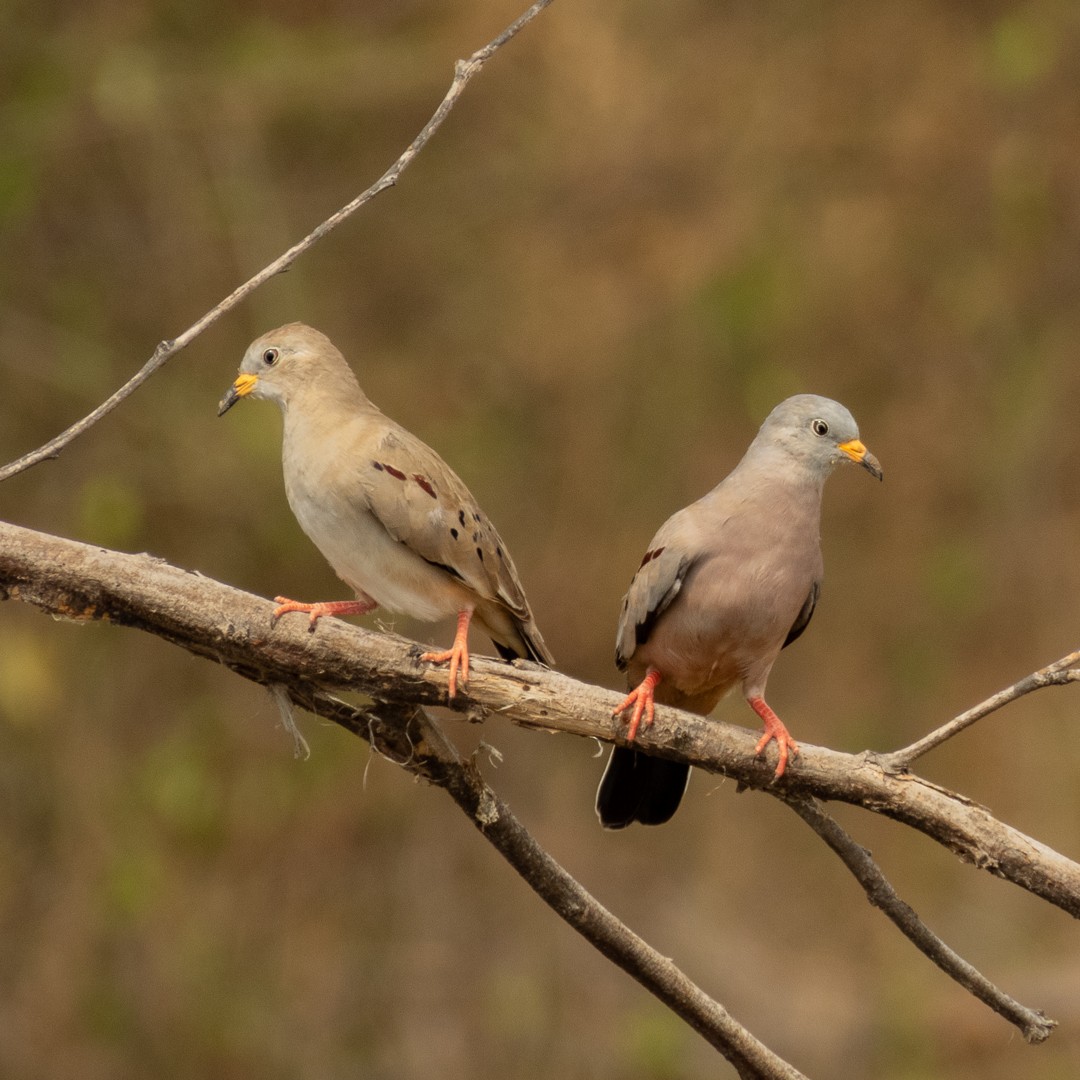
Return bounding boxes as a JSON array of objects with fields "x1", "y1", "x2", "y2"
[
  {"x1": 0, "y1": 0, "x2": 555, "y2": 484},
  {"x1": 299, "y1": 689, "x2": 807, "y2": 1079},
  {"x1": 782, "y1": 794, "x2": 1055, "y2": 1043},
  {"x1": 878, "y1": 650, "x2": 1080, "y2": 770}
]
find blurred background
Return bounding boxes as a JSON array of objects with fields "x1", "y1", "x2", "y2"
[{"x1": 2, "y1": 1, "x2": 1080, "y2": 1076}]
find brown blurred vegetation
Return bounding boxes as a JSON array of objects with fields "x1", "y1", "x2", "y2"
[{"x1": 2, "y1": 1, "x2": 1080, "y2": 1076}]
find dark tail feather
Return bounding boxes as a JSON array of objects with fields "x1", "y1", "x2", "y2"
[
  {"x1": 596, "y1": 746, "x2": 690, "y2": 829},
  {"x1": 493, "y1": 619, "x2": 554, "y2": 667}
]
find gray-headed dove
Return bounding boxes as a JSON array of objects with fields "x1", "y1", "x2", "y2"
[
  {"x1": 597, "y1": 394, "x2": 881, "y2": 829},
  {"x1": 218, "y1": 323, "x2": 553, "y2": 697}
]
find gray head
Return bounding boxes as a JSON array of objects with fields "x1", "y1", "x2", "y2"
[
  {"x1": 217, "y1": 323, "x2": 366, "y2": 416},
  {"x1": 750, "y1": 394, "x2": 883, "y2": 480}
]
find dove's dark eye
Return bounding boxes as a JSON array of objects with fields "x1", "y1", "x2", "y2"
[
  {"x1": 262, "y1": 348, "x2": 279, "y2": 366},
  {"x1": 811, "y1": 418, "x2": 829, "y2": 437}
]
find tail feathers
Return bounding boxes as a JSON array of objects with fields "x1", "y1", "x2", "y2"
[
  {"x1": 596, "y1": 746, "x2": 690, "y2": 829},
  {"x1": 492, "y1": 618, "x2": 554, "y2": 667}
]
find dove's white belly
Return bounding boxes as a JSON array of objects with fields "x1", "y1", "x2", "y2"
[{"x1": 284, "y1": 458, "x2": 469, "y2": 623}]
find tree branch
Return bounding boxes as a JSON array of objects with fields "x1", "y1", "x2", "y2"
[
  {"x1": 296, "y1": 688, "x2": 807, "y2": 1079},
  {"x1": 1, "y1": 520, "x2": 1078, "y2": 918},
  {"x1": 0, "y1": 0, "x2": 555, "y2": 485},
  {"x1": 781, "y1": 794, "x2": 1055, "y2": 1043},
  {"x1": 878, "y1": 650, "x2": 1080, "y2": 769},
  {"x1": 1, "y1": 518, "x2": 1077, "y2": 1055}
]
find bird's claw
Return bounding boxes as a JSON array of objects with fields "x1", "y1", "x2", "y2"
[
  {"x1": 612, "y1": 667, "x2": 662, "y2": 742},
  {"x1": 270, "y1": 596, "x2": 375, "y2": 629},
  {"x1": 749, "y1": 696, "x2": 799, "y2": 778},
  {"x1": 270, "y1": 596, "x2": 317, "y2": 627},
  {"x1": 421, "y1": 609, "x2": 473, "y2": 699},
  {"x1": 753, "y1": 727, "x2": 799, "y2": 778},
  {"x1": 420, "y1": 642, "x2": 469, "y2": 698}
]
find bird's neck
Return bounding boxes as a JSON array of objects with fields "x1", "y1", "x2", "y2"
[
  {"x1": 280, "y1": 378, "x2": 380, "y2": 445},
  {"x1": 726, "y1": 441, "x2": 829, "y2": 500}
]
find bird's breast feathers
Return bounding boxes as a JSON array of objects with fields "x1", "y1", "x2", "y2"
[{"x1": 281, "y1": 420, "x2": 529, "y2": 623}]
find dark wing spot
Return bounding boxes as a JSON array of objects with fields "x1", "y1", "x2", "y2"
[
  {"x1": 380, "y1": 463, "x2": 407, "y2": 481},
  {"x1": 638, "y1": 546, "x2": 666, "y2": 569},
  {"x1": 458, "y1": 509, "x2": 467, "y2": 527},
  {"x1": 472, "y1": 531, "x2": 479, "y2": 543},
  {"x1": 372, "y1": 461, "x2": 384, "y2": 471},
  {"x1": 423, "y1": 556, "x2": 466, "y2": 582},
  {"x1": 495, "y1": 546, "x2": 503, "y2": 560},
  {"x1": 473, "y1": 512, "x2": 482, "y2": 522},
  {"x1": 413, "y1": 474, "x2": 437, "y2": 498},
  {"x1": 450, "y1": 528, "x2": 459, "y2": 540},
  {"x1": 634, "y1": 552, "x2": 693, "y2": 648},
  {"x1": 476, "y1": 547, "x2": 484, "y2": 562},
  {"x1": 782, "y1": 581, "x2": 820, "y2": 650}
]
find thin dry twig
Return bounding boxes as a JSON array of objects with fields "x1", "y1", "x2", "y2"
[
  {"x1": 0, "y1": 0, "x2": 555, "y2": 485},
  {"x1": 878, "y1": 649, "x2": 1080, "y2": 769},
  {"x1": 782, "y1": 794, "x2": 1055, "y2": 1043}
]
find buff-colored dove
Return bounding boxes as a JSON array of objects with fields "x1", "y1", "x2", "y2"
[
  {"x1": 597, "y1": 394, "x2": 881, "y2": 829},
  {"x1": 218, "y1": 323, "x2": 553, "y2": 697}
]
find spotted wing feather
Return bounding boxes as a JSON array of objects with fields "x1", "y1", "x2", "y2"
[
  {"x1": 615, "y1": 539, "x2": 695, "y2": 671},
  {"x1": 359, "y1": 424, "x2": 531, "y2": 620}
]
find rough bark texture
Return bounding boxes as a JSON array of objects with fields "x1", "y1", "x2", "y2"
[{"x1": 2, "y1": 518, "x2": 1079, "y2": 920}]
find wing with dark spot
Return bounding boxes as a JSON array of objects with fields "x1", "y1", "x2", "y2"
[
  {"x1": 359, "y1": 424, "x2": 532, "y2": 618},
  {"x1": 782, "y1": 580, "x2": 819, "y2": 650},
  {"x1": 615, "y1": 545, "x2": 695, "y2": 670}
]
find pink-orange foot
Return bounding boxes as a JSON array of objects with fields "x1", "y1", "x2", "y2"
[
  {"x1": 612, "y1": 667, "x2": 662, "y2": 742},
  {"x1": 420, "y1": 609, "x2": 473, "y2": 699},
  {"x1": 272, "y1": 596, "x2": 376, "y2": 629},
  {"x1": 748, "y1": 695, "x2": 799, "y2": 777}
]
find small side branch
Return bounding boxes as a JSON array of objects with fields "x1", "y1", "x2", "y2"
[
  {"x1": 879, "y1": 650, "x2": 1080, "y2": 770},
  {"x1": 783, "y1": 794, "x2": 1056, "y2": 1043},
  {"x1": 0, "y1": 0, "x2": 555, "y2": 484}
]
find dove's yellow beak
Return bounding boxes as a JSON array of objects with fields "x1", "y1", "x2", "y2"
[
  {"x1": 217, "y1": 373, "x2": 259, "y2": 416},
  {"x1": 837, "y1": 438, "x2": 883, "y2": 480}
]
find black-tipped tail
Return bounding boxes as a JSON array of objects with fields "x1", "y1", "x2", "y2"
[
  {"x1": 596, "y1": 746, "x2": 690, "y2": 829},
  {"x1": 493, "y1": 619, "x2": 554, "y2": 667}
]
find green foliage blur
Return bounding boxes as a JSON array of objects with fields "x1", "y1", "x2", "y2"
[{"x1": 3, "y1": 2, "x2": 1080, "y2": 1077}]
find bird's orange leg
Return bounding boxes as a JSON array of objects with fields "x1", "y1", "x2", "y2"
[
  {"x1": 421, "y1": 609, "x2": 473, "y2": 699},
  {"x1": 271, "y1": 597, "x2": 377, "y2": 629},
  {"x1": 612, "y1": 667, "x2": 662, "y2": 742},
  {"x1": 748, "y1": 696, "x2": 799, "y2": 777}
]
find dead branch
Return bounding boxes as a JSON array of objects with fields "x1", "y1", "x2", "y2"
[
  {"x1": 879, "y1": 651, "x2": 1080, "y2": 769},
  {"x1": 781, "y1": 794, "x2": 1054, "y2": 1043},
  {"x1": 300, "y1": 689, "x2": 808, "y2": 1080},
  {"x1": 2, "y1": 518, "x2": 1078, "y2": 1057},
  {"x1": 1, "y1": 519, "x2": 1078, "y2": 917},
  {"x1": 0, "y1": 0, "x2": 555, "y2": 485}
]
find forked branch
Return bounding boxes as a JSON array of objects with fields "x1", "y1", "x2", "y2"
[
  {"x1": 1, "y1": 519, "x2": 1076, "y2": 1059},
  {"x1": 300, "y1": 689, "x2": 807, "y2": 1079}
]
